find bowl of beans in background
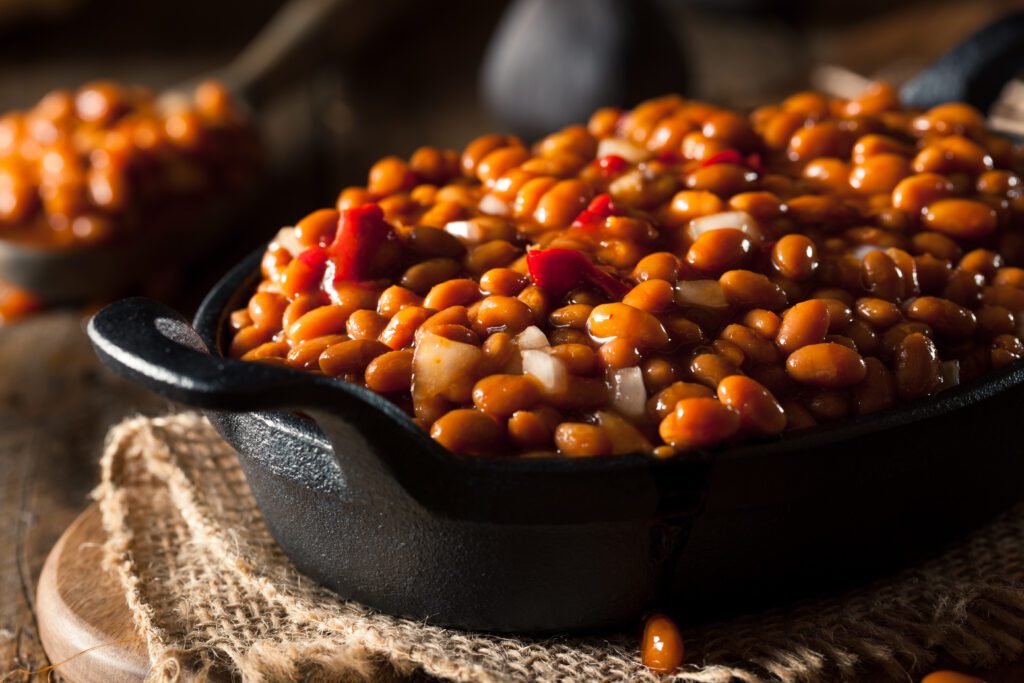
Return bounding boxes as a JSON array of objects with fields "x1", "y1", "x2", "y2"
[
  {"x1": 88, "y1": 82, "x2": 1024, "y2": 633},
  {"x1": 0, "y1": 79, "x2": 260, "y2": 304}
]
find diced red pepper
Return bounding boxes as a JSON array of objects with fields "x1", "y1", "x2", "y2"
[
  {"x1": 595, "y1": 154, "x2": 629, "y2": 177},
  {"x1": 328, "y1": 203, "x2": 396, "y2": 282},
  {"x1": 700, "y1": 150, "x2": 746, "y2": 168},
  {"x1": 700, "y1": 149, "x2": 764, "y2": 174},
  {"x1": 526, "y1": 248, "x2": 630, "y2": 299},
  {"x1": 571, "y1": 193, "x2": 618, "y2": 230},
  {"x1": 657, "y1": 150, "x2": 682, "y2": 165}
]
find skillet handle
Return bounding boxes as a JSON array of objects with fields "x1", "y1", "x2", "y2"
[
  {"x1": 901, "y1": 11, "x2": 1024, "y2": 113},
  {"x1": 88, "y1": 297, "x2": 331, "y2": 411}
]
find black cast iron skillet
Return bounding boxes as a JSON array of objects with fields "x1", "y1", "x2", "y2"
[{"x1": 88, "y1": 14, "x2": 1024, "y2": 634}]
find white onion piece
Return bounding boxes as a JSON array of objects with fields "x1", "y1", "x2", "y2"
[
  {"x1": 686, "y1": 211, "x2": 762, "y2": 243},
  {"x1": 444, "y1": 220, "x2": 485, "y2": 244},
  {"x1": 522, "y1": 350, "x2": 568, "y2": 395},
  {"x1": 608, "y1": 367, "x2": 647, "y2": 419},
  {"x1": 596, "y1": 137, "x2": 651, "y2": 164},
  {"x1": 412, "y1": 332, "x2": 482, "y2": 404},
  {"x1": 596, "y1": 410, "x2": 652, "y2": 454},
  {"x1": 478, "y1": 192, "x2": 510, "y2": 216},
  {"x1": 516, "y1": 325, "x2": 550, "y2": 350},
  {"x1": 674, "y1": 280, "x2": 730, "y2": 310},
  {"x1": 270, "y1": 226, "x2": 305, "y2": 258},
  {"x1": 940, "y1": 360, "x2": 960, "y2": 390},
  {"x1": 849, "y1": 244, "x2": 885, "y2": 261}
]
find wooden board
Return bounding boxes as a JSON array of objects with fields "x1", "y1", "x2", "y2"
[{"x1": 35, "y1": 504, "x2": 148, "y2": 683}]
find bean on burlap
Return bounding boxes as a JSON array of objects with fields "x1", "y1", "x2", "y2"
[{"x1": 95, "y1": 414, "x2": 1024, "y2": 682}]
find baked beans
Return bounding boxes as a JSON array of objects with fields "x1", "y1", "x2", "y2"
[{"x1": 231, "y1": 84, "x2": 1024, "y2": 456}]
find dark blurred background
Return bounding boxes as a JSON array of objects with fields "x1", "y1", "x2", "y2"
[{"x1": 0, "y1": 0, "x2": 1019, "y2": 308}]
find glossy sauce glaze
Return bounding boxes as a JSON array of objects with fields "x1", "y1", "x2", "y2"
[{"x1": 229, "y1": 82, "x2": 1024, "y2": 458}]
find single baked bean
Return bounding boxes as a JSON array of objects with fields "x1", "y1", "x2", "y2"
[
  {"x1": 771, "y1": 234, "x2": 819, "y2": 281},
  {"x1": 742, "y1": 309, "x2": 781, "y2": 339},
  {"x1": 916, "y1": 254, "x2": 955, "y2": 296},
  {"x1": 364, "y1": 349, "x2": 413, "y2": 392},
  {"x1": 689, "y1": 352, "x2": 740, "y2": 388},
  {"x1": 423, "y1": 278, "x2": 480, "y2": 310},
  {"x1": 517, "y1": 285, "x2": 552, "y2": 322},
  {"x1": 891, "y1": 173, "x2": 954, "y2": 215},
  {"x1": 806, "y1": 390, "x2": 850, "y2": 421},
  {"x1": 912, "y1": 136, "x2": 991, "y2": 176},
  {"x1": 554, "y1": 422, "x2": 613, "y2": 456},
  {"x1": 247, "y1": 291, "x2": 288, "y2": 331},
  {"x1": 647, "y1": 381, "x2": 713, "y2": 420},
  {"x1": 720, "y1": 324, "x2": 779, "y2": 366},
  {"x1": 431, "y1": 409, "x2": 504, "y2": 455},
  {"x1": 803, "y1": 158, "x2": 850, "y2": 194},
  {"x1": 659, "y1": 397, "x2": 740, "y2": 449},
  {"x1": 912, "y1": 102, "x2": 985, "y2": 138},
  {"x1": 860, "y1": 250, "x2": 905, "y2": 301},
  {"x1": 911, "y1": 232, "x2": 962, "y2": 261},
  {"x1": 716, "y1": 375, "x2": 785, "y2": 435},
  {"x1": 686, "y1": 229, "x2": 754, "y2": 275},
  {"x1": 472, "y1": 374, "x2": 541, "y2": 416},
  {"x1": 992, "y1": 334, "x2": 1024, "y2": 367},
  {"x1": 855, "y1": 297, "x2": 902, "y2": 328},
  {"x1": 466, "y1": 240, "x2": 521, "y2": 275},
  {"x1": 849, "y1": 154, "x2": 911, "y2": 194},
  {"x1": 975, "y1": 305, "x2": 1015, "y2": 339},
  {"x1": 240, "y1": 340, "x2": 289, "y2": 362},
  {"x1": 294, "y1": 208, "x2": 339, "y2": 247},
  {"x1": 666, "y1": 190, "x2": 726, "y2": 226},
  {"x1": 319, "y1": 338, "x2": 390, "y2": 376},
  {"x1": 960, "y1": 249, "x2": 1004, "y2": 279},
  {"x1": 776, "y1": 300, "x2": 830, "y2": 353},
  {"x1": 549, "y1": 343, "x2": 599, "y2": 375},
  {"x1": 983, "y1": 284, "x2": 1024, "y2": 312},
  {"x1": 377, "y1": 285, "x2": 422, "y2": 317},
  {"x1": 623, "y1": 279, "x2": 675, "y2": 313},
  {"x1": 476, "y1": 295, "x2": 534, "y2": 333},
  {"x1": 632, "y1": 251, "x2": 680, "y2": 282},
  {"x1": 409, "y1": 146, "x2": 460, "y2": 184},
  {"x1": 368, "y1": 156, "x2": 414, "y2": 196},
  {"x1": 287, "y1": 305, "x2": 351, "y2": 343},
  {"x1": 400, "y1": 257, "x2": 462, "y2": 294},
  {"x1": 641, "y1": 613, "x2": 685, "y2": 674},
  {"x1": 712, "y1": 339, "x2": 745, "y2": 367},
  {"x1": 598, "y1": 338, "x2": 642, "y2": 369},
  {"x1": 922, "y1": 199, "x2": 998, "y2": 240},
  {"x1": 786, "y1": 342, "x2": 866, "y2": 388},
  {"x1": 851, "y1": 357, "x2": 896, "y2": 415},
  {"x1": 380, "y1": 306, "x2": 434, "y2": 349},
  {"x1": 507, "y1": 409, "x2": 558, "y2": 450},
  {"x1": 346, "y1": 309, "x2": 389, "y2": 340},
  {"x1": 408, "y1": 225, "x2": 466, "y2": 259},
  {"x1": 479, "y1": 268, "x2": 528, "y2": 296},
  {"x1": 880, "y1": 322, "x2": 933, "y2": 359},
  {"x1": 639, "y1": 357, "x2": 684, "y2": 393},
  {"x1": 894, "y1": 332, "x2": 940, "y2": 399},
  {"x1": 904, "y1": 296, "x2": 976, "y2": 339},
  {"x1": 719, "y1": 270, "x2": 787, "y2": 310},
  {"x1": 588, "y1": 303, "x2": 669, "y2": 350},
  {"x1": 548, "y1": 304, "x2": 593, "y2": 329}
]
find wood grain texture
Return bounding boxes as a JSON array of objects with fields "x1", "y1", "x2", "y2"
[
  {"x1": 36, "y1": 504, "x2": 148, "y2": 682},
  {"x1": 0, "y1": 312, "x2": 169, "y2": 681}
]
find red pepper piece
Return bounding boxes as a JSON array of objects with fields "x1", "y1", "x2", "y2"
[
  {"x1": 571, "y1": 193, "x2": 618, "y2": 230},
  {"x1": 595, "y1": 154, "x2": 629, "y2": 177},
  {"x1": 526, "y1": 248, "x2": 629, "y2": 299},
  {"x1": 328, "y1": 203, "x2": 396, "y2": 282},
  {"x1": 700, "y1": 149, "x2": 746, "y2": 168},
  {"x1": 657, "y1": 150, "x2": 682, "y2": 165},
  {"x1": 745, "y1": 152, "x2": 765, "y2": 174}
]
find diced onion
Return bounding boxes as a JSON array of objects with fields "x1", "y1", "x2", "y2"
[
  {"x1": 444, "y1": 220, "x2": 484, "y2": 244},
  {"x1": 516, "y1": 325, "x2": 550, "y2": 350},
  {"x1": 478, "y1": 193, "x2": 510, "y2": 216},
  {"x1": 940, "y1": 360, "x2": 960, "y2": 390},
  {"x1": 270, "y1": 226, "x2": 304, "y2": 258},
  {"x1": 412, "y1": 332, "x2": 483, "y2": 404},
  {"x1": 674, "y1": 279, "x2": 730, "y2": 310},
  {"x1": 608, "y1": 367, "x2": 647, "y2": 419},
  {"x1": 596, "y1": 138, "x2": 652, "y2": 164},
  {"x1": 686, "y1": 211, "x2": 762, "y2": 243},
  {"x1": 522, "y1": 349, "x2": 568, "y2": 395}
]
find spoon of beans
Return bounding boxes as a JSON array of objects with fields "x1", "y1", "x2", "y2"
[{"x1": 0, "y1": 0, "x2": 406, "y2": 305}]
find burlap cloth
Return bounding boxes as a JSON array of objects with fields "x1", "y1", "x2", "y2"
[{"x1": 94, "y1": 413, "x2": 1024, "y2": 682}]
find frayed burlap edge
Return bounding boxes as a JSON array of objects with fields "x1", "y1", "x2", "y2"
[{"x1": 93, "y1": 413, "x2": 1024, "y2": 682}]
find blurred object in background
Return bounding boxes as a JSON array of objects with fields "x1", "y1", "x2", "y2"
[{"x1": 480, "y1": 0, "x2": 688, "y2": 139}]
